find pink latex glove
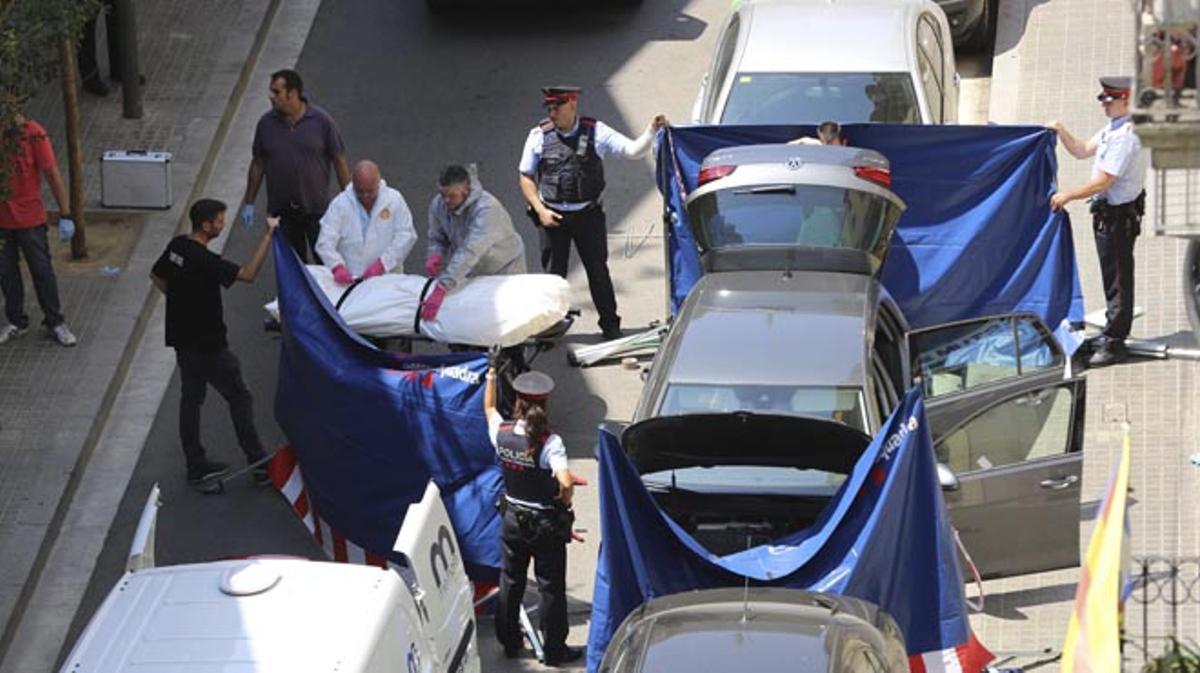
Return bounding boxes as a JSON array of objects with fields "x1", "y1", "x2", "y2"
[
  {"x1": 331, "y1": 264, "x2": 353, "y2": 285},
  {"x1": 420, "y1": 283, "x2": 447, "y2": 321},
  {"x1": 362, "y1": 258, "x2": 386, "y2": 279},
  {"x1": 424, "y1": 254, "x2": 442, "y2": 277}
]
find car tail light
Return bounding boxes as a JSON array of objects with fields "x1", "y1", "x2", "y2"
[
  {"x1": 698, "y1": 164, "x2": 737, "y2": 186},
  {"x1": 853, "y1": 165, "x2": 892, "y2": 188}
]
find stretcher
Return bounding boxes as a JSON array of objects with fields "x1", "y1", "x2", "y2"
[{"x1": 265, "y1": 266, "x2": 572, "y2": 348}]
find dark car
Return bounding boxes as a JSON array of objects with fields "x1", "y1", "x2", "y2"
[
  {"x1": 598, "y1": 588, "x2": 910, "y2": 673},
  {"x1": 628, "y1": 144, "x2": 1087, "y2": 580}
]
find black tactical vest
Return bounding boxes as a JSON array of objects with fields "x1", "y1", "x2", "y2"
[
  {"x1": 537, "y1": 117, "x2": 606, "y2": 204},
  {"x1": 497, "y1": 422, "x2": 558, "y2": 506}
]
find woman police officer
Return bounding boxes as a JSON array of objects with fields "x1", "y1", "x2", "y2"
[{"x1": 483, "y1": 365, "x2": 586, "y2": 666}]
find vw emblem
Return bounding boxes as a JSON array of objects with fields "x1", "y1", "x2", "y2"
[{"x1": 785, "y1": 157, "x2": 804, "y2": 171}]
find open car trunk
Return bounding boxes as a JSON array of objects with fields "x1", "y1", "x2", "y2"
[{"x1": 623, "y1": 413, "x2": 872, "y2": 556}]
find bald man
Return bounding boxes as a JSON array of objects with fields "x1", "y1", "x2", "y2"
[{"x1": 316, "y1": 160, "x2": 416, "y2": 284}]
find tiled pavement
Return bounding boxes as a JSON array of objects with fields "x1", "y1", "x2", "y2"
[
  {"x1": 0, "y1": 0, "x2": 274, "y2": 665},
  {"x1": 981, "y1": 0, "x2": 1200, "y2": 665}
]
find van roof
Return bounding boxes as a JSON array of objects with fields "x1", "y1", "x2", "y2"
[
  {"x1": 737, "y1": 0, "x2": 923, "y2": 73},
  {"x1": 61, "y1": 559, "x2": 407, "y2": 672}
]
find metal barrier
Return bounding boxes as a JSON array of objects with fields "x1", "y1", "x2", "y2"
[{"x1": 1125, "y1": 556, "x2": 1200, "y2": 664}]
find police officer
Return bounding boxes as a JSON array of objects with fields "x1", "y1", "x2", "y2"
[
  {"x1": 519, "y1": 85, "x2": 668, "y2": 341},
  {"x1": 1048, "y1": 76, "x2": 1147, "y2": 366},
  {"x1": 483, "y1": 365, "x2": 586, "y2": 665}
]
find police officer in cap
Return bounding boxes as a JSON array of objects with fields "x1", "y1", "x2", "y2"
[
  {"x1": 1048, "y1": 76, "x2": 1147, "y2": 366},
  {"x1": 519, "y1": 85, "x2": 668, "y2": 341},
  {"x1": 484, "y1": 364, "x2": 587, "y2": 665}
]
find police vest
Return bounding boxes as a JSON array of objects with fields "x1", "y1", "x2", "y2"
[
  {"x1": 537, "y1": 117, "x2": 606, "y2": 205},
  {"x1": 497, "y1": 422, "x2": 559, "y2": 506}
]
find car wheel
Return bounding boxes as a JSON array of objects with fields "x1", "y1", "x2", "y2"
[{"x1": 961, "y1": 0, "x2": 993, "y2": 53}]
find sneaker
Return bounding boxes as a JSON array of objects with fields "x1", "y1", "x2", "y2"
[
  {"x1": 544, "y1": 646, "x2": 584, "y2": 667},
  {"x1": 81, "y1": 75, "x2": 110, "y2": 96},
  {"x1": 49, "y1": 323, "x2": 77, "y2": 347},
  {"x1": 187, "y1": 460, "x2": 231, "y2": 485},
  {"x1": 0, "y1": 324, "x2": 27, "y2": 344},
  {"x1": 601, "y1": 326, "x2": 623, "y2": 341}
]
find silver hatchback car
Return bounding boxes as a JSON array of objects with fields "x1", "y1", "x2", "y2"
[{"x1": 629, "y1": 144, "x2": 1088, "y2": 579}]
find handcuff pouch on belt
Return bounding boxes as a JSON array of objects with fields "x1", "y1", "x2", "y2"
[{"x1": 1090, "y1": 190, "x2": 1145, "y2": 237}]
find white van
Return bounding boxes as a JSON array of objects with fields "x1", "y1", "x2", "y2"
[
  {"x1": 691, "y1": 0, "x2": 959, "y2": 125},
  {"x1": 60, "y1": 482, "x2": 480, "y2": 673}
]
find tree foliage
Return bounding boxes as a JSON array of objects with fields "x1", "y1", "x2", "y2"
[{"x1": 0, "y1": 0, "x2": 99, "y2": 199}]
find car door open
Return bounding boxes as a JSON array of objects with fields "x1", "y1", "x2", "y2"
[{"x1": 908, "y1": 313, "x2": 1086, "y2": 579}]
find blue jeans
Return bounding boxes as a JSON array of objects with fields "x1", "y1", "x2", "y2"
[{"x1": 0, "y1": 225, "x2": 65, "y2": 328}]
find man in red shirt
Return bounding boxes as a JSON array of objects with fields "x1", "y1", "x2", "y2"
[{"x1": 0, "y1": 114, "x2": 77, "y2": 346}]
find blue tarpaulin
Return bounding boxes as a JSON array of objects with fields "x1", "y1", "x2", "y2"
[
  {"x1": 657, "y1": 125, "x2": 1084, "y2": 349},
  {"x1": 272, "y1": 235, "x2": 502, "y2": 578},
  {"x1": 587, "y1": 387, "x2": 990, "y2": 672}
]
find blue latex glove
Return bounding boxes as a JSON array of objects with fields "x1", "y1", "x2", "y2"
[
  {"x1": 58, "y1": 217, "x2": 75, "y2": 241},
  {"x1": 241, "y1": 203, "x2": 255, "y2": 229}
]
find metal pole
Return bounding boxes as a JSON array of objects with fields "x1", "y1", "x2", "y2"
[{"x1": 112, "y1": 0, "x2": 142, "y2": 119}]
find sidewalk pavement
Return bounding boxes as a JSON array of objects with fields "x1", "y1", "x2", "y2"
[
  {"x1": 978, "y1": 0, "x2": 1200, "y2": 664},
  {"x1": 0, "y1": 1, "x2": 320, "y2": 669}
]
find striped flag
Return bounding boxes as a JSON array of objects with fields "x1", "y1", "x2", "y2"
[
  {"x1": 267, "y1": 445, "x2": 501, "y2": 605},
  {"x1": 267, "y1": 445, "x2": 392, "y2": 568},
  {"x1": 1060, "y1": 429, "x2": 1133, "y2": 672}
]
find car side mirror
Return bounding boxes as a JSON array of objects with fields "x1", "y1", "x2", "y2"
[{"x1": 936, "y1": 463, "x2": 960, "y2": 491}]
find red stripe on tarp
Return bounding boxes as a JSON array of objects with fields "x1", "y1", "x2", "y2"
[
  {"x1": 332, "y1": 530, "x2": 349, "y2": 562},
  {"x1": 365, "y1": 551, "x2": 389, "y2": 569},
  {"x1": 268, "y1": 445, "x2": 297, "y2": 488}
]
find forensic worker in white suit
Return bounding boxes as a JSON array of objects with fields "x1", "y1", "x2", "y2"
[{"x1": 316, "y1": 160, "x2": 416, "y2": 284}]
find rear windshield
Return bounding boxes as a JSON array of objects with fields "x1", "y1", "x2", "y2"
[
  {"x1": 721, "y1": 72, "x2": 921, "y2": 124},
  {"x1": 660, "y1": 384, "x2": 868, "y2": 434},
  {"x1": 687, "y1": 184, "x2": 898, "y2": 260}
]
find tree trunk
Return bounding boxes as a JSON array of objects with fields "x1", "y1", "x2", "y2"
[{"x1": 58, "y1": 38, "x2": 87, "y2": 259}]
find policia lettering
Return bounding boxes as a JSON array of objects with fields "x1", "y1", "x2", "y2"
[{"x1": 1047, "y1": 76, "x2": 1147, "y2": 367}]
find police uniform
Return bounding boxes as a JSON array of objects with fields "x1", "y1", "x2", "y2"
[
  {"x1": 520, "y1": 86, "x2": 651, "y2": 341},
  {"x1": 1088, "y1": 76, "x2": 1146, "y2": 359},
  {"x1": 489, "y1": 371, "x2": 580, "y2": 664}
]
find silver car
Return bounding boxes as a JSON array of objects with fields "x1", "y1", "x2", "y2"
[
  {"x1": 691, "y1": 0, "x2": 959, "y2": 125},
  {"x1": 629, "y1": 144, "x2": 1087, "y2": 579},
  {"x1": 598, "y1": 588, "x2": 910, "y2": 673}
]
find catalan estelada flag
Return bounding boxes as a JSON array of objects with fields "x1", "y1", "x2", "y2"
[{"x1": 1060, "y1": 429, "x2": 1133, "y2": 672}]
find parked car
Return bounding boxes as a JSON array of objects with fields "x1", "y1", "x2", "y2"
[
  {"x1": 628, "y1": 143, "x2": 1087, "y2": 580},
  {"x1": 598, "y1": 588, "x2": 910, "y2": 673},
  {"x1": 690, "y1": 0, "x2": 959, "y2": 125}
]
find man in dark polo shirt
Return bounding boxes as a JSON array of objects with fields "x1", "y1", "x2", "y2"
[
  {"x1": 240, "y1": 68, "x2": 350, "y2": 263},
  {"x1": 151, "y1": 199, "x2": 279, "y2": 486}
]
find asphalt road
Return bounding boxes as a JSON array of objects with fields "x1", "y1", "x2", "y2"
[
  {"x1": 66, "y1": 1, "x2": 995, "y2": 668},
  {"x1": 66, "y1": 1, "x2": 727, "y2": 667}
]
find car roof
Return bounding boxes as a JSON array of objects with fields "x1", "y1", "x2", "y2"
[
  {"x1": 605, "y1": 588, "x2": 896, "y2": 673},
  {"x1": 663, "y1": 270, "x2": 877, "y2": 389},
  {"x1": 737, "y1": 0, "x2": 926, "y2": 73}
]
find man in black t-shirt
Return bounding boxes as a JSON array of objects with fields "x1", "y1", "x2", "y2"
[{"x1": 151, "y1": 199, "x2": 279, "y2": 486}]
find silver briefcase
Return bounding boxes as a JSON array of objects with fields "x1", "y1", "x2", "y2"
[{"x1": 100, "y1": 150, "x2": 173, "y2": 209}]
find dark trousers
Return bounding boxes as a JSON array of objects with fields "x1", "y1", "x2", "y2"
[
  {"x1": 495, "y1": 507, "x2": 569, "y2": 656},
  {"x1": 280, "y1": 208, "x2": 323, "y2": 265},
  {"x1": 545, "y1": 205, "x2": 619, "y2": 332},
  {"x1": 176, "y1": 348, "x2": 265, "y2": 471},
  {"x1": 0, "y1": 225, "x2": 65, "y2": 329},
  {"x1": 77, "y1": 0, "x2": 117, "y2": 82},
  {"x1": 1093, "y1": 208, "x2": 1140, "y2": 341}
]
